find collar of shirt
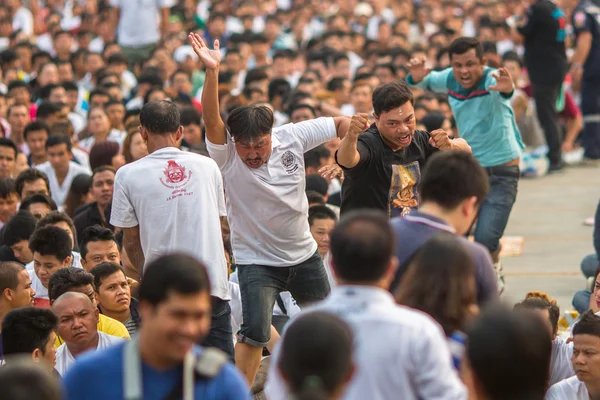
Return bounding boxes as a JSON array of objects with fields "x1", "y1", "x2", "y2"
[
  {"x1": 329, "y1": 285, "x2": 396, "y2": 306},
  {"x1": 402, "y1": 210, "x2": 457, "y2": 234}
]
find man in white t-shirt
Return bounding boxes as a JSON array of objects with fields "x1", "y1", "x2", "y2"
[
  {"x1": 546, "y1": 311, "x2": 600, "y2": 400},
  {"x1": 190, "y1": 32, "x2": 352, "y2": 384},
  {"x1": 265, "y1": 211, "x2": 466, "y2": 400},
  {"x1": 110, "y1": 100, "x2": 233, "y2": 357},
  {"x1": 35, "y1": 136, "x2": 90, "y2": 209},
  {"x1": 52, "y1": 292, "x2": 124, "y2": 376}
]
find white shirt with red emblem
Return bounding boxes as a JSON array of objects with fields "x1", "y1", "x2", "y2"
[
  {"x1": 110, "y1": 147, "x2": 229, "y2": 300},
  {"x1": 206, "y1": 117, "x2": 337, "y2": 266}
]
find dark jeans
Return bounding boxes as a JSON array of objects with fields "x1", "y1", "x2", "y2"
[
  {"x1": 581, "y1": 78, "x2": 600, "y2": 159},
  {"x1": 532, "y1": 82, "x2": 563, "y2": 166},
  {"x1": 474, "y1": 165, "x2": 520, "y2": 255},
  {"x1": 237, "y1": 251, "x2": 330, "y2": 347},
  {"x1": 201, "y1": 296, "x2": 234, "y2": 360}
]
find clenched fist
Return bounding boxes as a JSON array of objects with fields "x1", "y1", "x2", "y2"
[
  {"x1": 429, "y1": 129, "x2": 452, "y2": 150},
  {"x1": 347, "y1": 113, "x2": 370, "y2": 139}
]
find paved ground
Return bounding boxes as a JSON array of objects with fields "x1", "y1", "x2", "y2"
[{"x1": 502, "y1": 165, "x2": 600, "y2": 312}]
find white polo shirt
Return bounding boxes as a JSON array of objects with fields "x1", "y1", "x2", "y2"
[
  {"x1": 55, "y1": 331, "x2": 125, "y2": 376},
  {"x1": 206, "y1": 117, "x2": 337, "y2": 266},
  {"x1": 265, "y1": 286, "x2": 466, "y2": 400},
  {"x1": 545, "y1": 376, "x2": 588, "y2": 399},
  {"x1": 550, "y1": 336, "x2": 575, "y2": 387},
  {"x1": 35, "y1": 161, "x2": 91, "y2": 208},
  {"x1": 110, "y1": 147, "x2": 229, "y2": 300},
  {"x1": 110, "y1": 0, "x2": 175, "y2": 48}
]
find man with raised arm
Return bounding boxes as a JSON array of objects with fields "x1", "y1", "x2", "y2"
[{"x1": 189, "y1": 33, "x2": 352, "y2": 385}]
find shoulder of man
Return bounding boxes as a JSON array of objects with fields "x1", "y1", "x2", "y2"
[{"x1": 98, "y1": 314, "x2": 131, "y2": 339}]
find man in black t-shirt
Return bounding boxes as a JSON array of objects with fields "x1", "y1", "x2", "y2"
[{"x1": 336, "y1": 81, "x2": 471, "y2": 217}]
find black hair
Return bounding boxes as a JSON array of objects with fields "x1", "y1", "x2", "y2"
[
  {"x1": 278, "y1": 312, "x2": 353, "y2": 400},
  {"x1": 48, "y1": 267, "x2": 94, "y2": 302},
  {"x1": 306, "y1": 174, "x2": 328, "y2": 197},
  {"x1": 226, "y1": 105, "x2": 274, "y2": 144},
  {"x1": 467, "y1": 307, "x2": 551, "y2": 400},
  {"x1": 36, "y1": 211, "x2": 76, "y2": 242},
  {"x1": 448, "y1": 37, "x2": 484, "y2": 60},
  {"x1": 420, "y1": 151, "x2": 489, "y2": 209},
  {"x1": 1, "y1": 307, "x2": 57, "y2": 356},
  {"x1": 514, "y1": 292, "x2": 560, "y2": 336},
  {"x1": 0, "y1": 360, "x2": 62, "y2": 400},
  {"x1": 308, "y1": 205, "x2": 337, "y2": 227},
  {"x1": 244, "y1": 68, "x2": 269, "y2": 86},
  {"x1": 39, "y1": 83, "x2": 62, "y2": 101},
  {"x1": 29, "y1": 225, "x2": 72, "y2": 263},
  {"x1": 45, "y1": 135, "x2": 72, "y2": 152},
  {"x1": 79, "y1": 225, "x2": 117, "y2": 260},
  {"x1": 90, "y1": 262, "x2": 125, "y2": 292},
  {"x1": 139, "y1": 100, "x2": 181, "y2": 135},
  {"x1": 180, "y1": 106, "x2": 202, "y2": 126},
  {"x1": 375, "y1": 63, "x2": 397, "y2": 75},
  {"x1": 372, "y1": 81, "x2": 414, "y2": 116},
  {"x1": 107, "y1": 53, "x2": 127, "y2": 65},
  {"x1": 304, "y1": 145, "x2": 331, "y2": 170},
  {"x1": 326, "y1": 77, "x2": 347, "y2": 92},
  {"x1": 62, "y1": 80, "x2": 78, "y2": 92},
  {"x1": 139, "y1": 254, "x2": 211, "y2": 306},
  {"x1": 36, "y1": 102, "x2": 60, "y2": 120},
  {"x1": 23, "y1": 120, "x2": 51, "y2": 141},
  {"x1": 288, "y1": 103, "x2": 317, "y2": 119},
  {"x1": 573, "y1": 310, "x2": 600, "y2": 337},
  {"x1": 0, "y1": 261, "x2": 25, "y2": 293},
  {"x1": 420, "y1": 111, "x2": 447, "y2": 132},
  {"x1": 306, "y1": 191, "x2": 325, "y2": 205},
  {"x1": 0, "y1": 177, "x2": 17, "y2": 198},
  {"x1": 32, "y1": 52, "x2": 52, "y2": 67},
  {"x1": 268, "y1": 78, "x2": 291, "y2": 103},
  {"x1": 7, "y1": 80, "x2": 31, "y2": 94},
  {"x1": 330, "y1": 210, "x2": 394, "y2": 283},
  {"x1": 0, "y1": 138, "x2": 18, "y2": 159},
  {"x1": 88, "y1": 88, "x2": 110, "y2": 104},
  {"x1": 3, "y1": 211, "x2": 38, "y2": 247},
  {"x1": 19, "y1": 194, "x2": 57, "y2": 215},
  {"x1": 502, "y1": 51, "x2": 523, "y2": 69}
]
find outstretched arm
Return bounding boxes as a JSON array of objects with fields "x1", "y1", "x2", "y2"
[
  {"x1": 336, "y1": 114, "x2": 370, "y2": 168},
  {"x1": 190, "y1": 33, "x2": 227, "y2": 145}
]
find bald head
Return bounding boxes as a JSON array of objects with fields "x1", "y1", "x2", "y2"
[
  {"x1": 53, "y1": 292, "x2": 99, "y2": 350},
  {"x1": 52, "y1": 291, "x2": 93, "y2": 310}
]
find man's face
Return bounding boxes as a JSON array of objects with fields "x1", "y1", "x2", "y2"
[
  {"x1": 334, "y1": 59, "x2": 351, "y2": 79},
  {"x1": 310, "y1": 217, "x2": 335, "y2": 257},
  {"x1": 375, "y1": 102, "x2": 417, "y2": 151},
  {"x1": 89, "y1": 95, "x2": 109, "y2": 110},
  {"x1": 350, "y1": 85, "x2": 373, "y2": 114},
  {"x1": 82, "y1": 240, "x2": 120, "y2": 271},
  {"x1": 48, "y1": 87, "x2": 66, "y2": 103},
  {"x1": 0, "y1": 146, "x2": 16, "y2": 178},
  {"x1": 234, "y1": 134, "x2": 273, "y2": 169},
  {"x1": 91, "y1": 169, "x2": 115, "y2": 208},
  {"x1": 171, "y1": 73, "x2": 192, "y2": 95},
  {"x1": 573, "y1": 334, "x2": 600, "y2": 383},
  {"x1": 183, "y1": 123, "x2": 202, "y2": 147},
  {"x1": 105, "y1": 104, "x2": 125, "y2": 129},
  {"x1": 291, "y1": 107, "x2": 315, "y2": 123},
  {"x1": 10, "y1": 239, "x2": 33, "y2": 264},
  {"x1": 38, "y1": 330, "x2": 57, "y2": 368},
  {"x1": 47, "y1": 143, "x2": 71, "y2": 172},
  {"x1": 97, "y1": 271, "x2": 130, "y2": 314},
  {"x1": 503, "y1": 60, "x2": 521, "y2": 83},
  {"x1": 8, "y1": 88, "x2": 29, "y2": 107},
  {"x1": 26, "y1": 130, "x2": 49, "y2": 159},
  {"x1": 376, "y1": 67, "x2": 395, "y2": 85},
  {"x1": 54, "y1": 34, "x2": 72, "y2": 54},
  {"x1": 8, "y1": 269, "x2": 35, "y2": 307},
  {"x1": 0, "y1": 193, "x2": 18, "y2": 222},
  {"x1": 7, "y1": 105, "x2": 30, "y2": 133},
  {"x1": 140, "y1": 291, "x2": 212, "y2": 364},
  {"x1": 450, "y1": 49, "x2": 485, "y2": 89},
  {"x1": 55, "y1": 295, "x2": 99, "y2": 347},
  {"x1": 225, "y1": 53, "x2": 242, "y2": 74},
  {"x1": 65, "y1": 90, "x2": 78, "y2": 111},
  {"x1": 33, "y1": 252, "x2": 70, "y2": 288},
  {"x1": 38, "y1": 65, "x2": 59, "y2": 87},
  {"x1": 28, "y1": 202, "x2": 52, "y2": 220},
  {"x1": 58, "y1": 63, "x2": 74, "y2": 82},
  {"x1": 86, "y1": 55, "x2": 105, "y2": 75}
]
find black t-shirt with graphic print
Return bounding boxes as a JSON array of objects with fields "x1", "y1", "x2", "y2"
[{"x1": 337, "y1": 125, "x2": 438, "y2": 218}]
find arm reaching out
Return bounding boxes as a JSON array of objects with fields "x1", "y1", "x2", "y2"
[
  {"x1": 429, "y1": 129, "x2": 472, "y2": 153},
  {"x1": 189, "y1": 33, "x2": 227, "y2": 145},
  {"x1": 336, "y1": 113, "x2": 370, "y2": 168}
]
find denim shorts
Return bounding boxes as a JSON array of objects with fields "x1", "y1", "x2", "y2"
[{"x1": 237, "y1": 251, "x2": 330, "y2": 347}]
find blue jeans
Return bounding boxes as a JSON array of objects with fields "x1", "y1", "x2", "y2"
[
  {"x1": 237, "y1": 251, "x2": 330, "y2": 347},
  {"x1": 474, "y1": 165, "x2": 520, "y2": 255},
  {"x1": 201, "y1": 296, "x2": 234, "y2": 359}
]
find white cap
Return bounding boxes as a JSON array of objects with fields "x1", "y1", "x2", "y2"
[
  {"x1": 354, "y1": 3, "x2": 373, "y2": 17},
  {"x1": 173, "y1": 45, "x2": 199, "y2": 64}
]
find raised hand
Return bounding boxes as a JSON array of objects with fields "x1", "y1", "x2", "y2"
[
  {"x1": 319, "y1": 164, "x2": 344, "y2": 183},
  {"x1": 429, "y1": 129, "x2": 452, "y2": 150},
  {"x1": 347, "y1": 113, "x2": 370, "y2": 139},
  {"x1": 489, "y1": 68, "x2": 514, "y2": 93},
  {"x1": 188, "y1": 32, "x2": 221, "y2": 70},
  {"x1": 407, "y1": 56, "x2": 432, "y2": 83}
]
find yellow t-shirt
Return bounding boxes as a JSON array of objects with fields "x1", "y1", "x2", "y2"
[{"x1": 54, "y1": 314, "x2": 130, "y2": 347}]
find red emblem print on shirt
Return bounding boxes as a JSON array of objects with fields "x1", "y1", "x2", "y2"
[
  {"x1": 164, "y1": 160, "x2": 187, "y2": 183},
  {"x1": 160, "y1": 160, "x2": 194, "y2": 201}
]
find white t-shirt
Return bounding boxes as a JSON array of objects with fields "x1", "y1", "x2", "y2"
[
  {"x1": 229, "y1": 281, "x2": 243, "y2": 345},
  {"x1": 13, "y1": 7, "x2": 34, "y2": 36},
  {"x1": 266, "y1": 286, "x2": 466, "y2": 400},
  {"x1": 28, "y1": 252, "x2": 84, "y2": 302},
  {"x1": 545, "y1": 376, "x2": 588, "y2": 400},
  {"x1": 78, "y1": 129, "x2": 126, "y2": 152},
  {"x1": 55, "y1": 331, "x2": 125, "y2": 376},
  {"x1": 110, "y1": 147, "x2": 229, "y2": 300},
  {"x1": 26, "y1": 252, "x2": 83, "y2": 273},
  {"x1": 110, "y1": 0, "x2": 175, "y2": 47},
  {"x1": 34, "y1": 161, "x2": 91, "y2": 208},
  {"x1": 550, "y1": 336, "x2": 575, "y2": 387},
  {"x1": 206, "y1": 117, "x2": 337, "y2": 266}
]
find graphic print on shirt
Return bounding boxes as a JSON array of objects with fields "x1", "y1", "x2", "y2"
[
  {"x1": 388, "y1": 162, "x2": 420, "y2": 218},
  {"x1": 552, "y1": 8, "x2": 566, "y2": 42},
  {"x1": 159, "y1": 160, "x2": 194, "y2": 201},
  {"x1": 281, "y1": 150, "x2": 299, "y2": 174}
]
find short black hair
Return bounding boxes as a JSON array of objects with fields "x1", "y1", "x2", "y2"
[
  {"x1": 226, "y1": 105, "x2": 274, "y2": 144},
  {"x1": 306, "y1": 190, "x2": 325, "y2": 205},
  {"x1": 29, "y1": 225, "x2": 72, "y2": 263},
  {"x1": 36, "y1": 101, "x2": 60, "y2": 119},
  {"x1": 573, "y1": 310, "x2": 600, "y2": 337},
  {"x1": 139, "y1": 254, "x2": 211, "y2": 306},
  {"x1": 268, "y1": 78, "x2": 291, "y2": 103},
  {"x1": 420, "y1": 151, "x2": 489, "y2": 209},
  {"x1": 39, "y1": 83, "x2": 62, "y2": 101},
  {"x1": 15, "y1": 169, "x2": 50, "y2": 198},
  {"x1": 45, "y1": 134, "x2": 72, "y2": 152},
  {"x1": 0, "y1": 177, "x2": 17, "y2": 198},
  {"x1": 23, "y1": 120, "x2": 51, "y2": 141},
  {"x1": 79, "y1": 225, "x2": 117, "y2": 260},
  {"x1": 449, "y1": 37, "x2": 484, "y2": 60},
  {"x1": 327, "y1": 77, "x2": 347, "y2": 92},
  {"x1": 7, "y1": 80, "x2": 31, "y2": 93},
  {"x1": 467, "y1": 307, "x2": 551, "y2": 400},
  {"x1": 0, "y1": 138, "x2": 18, "y2": 159},
  {"x1": 0, "y1": 359, "x2": 62, "y2": 400},
  {"x1": 502, "y1": 51, "x2": 523, "y2": 69},
  {"x1": 375, "y1": 63, "x2": 397, "y2": 75},
  {"x1": 304, "y1": 145, "x2": 331, "y2": 170},
  {"x1": 0, "y1": 261, "x2": 25, "y2": 293},
  {"x1": 308, "y1": 205, "x2": 337, "y2": 226},
  {"x1": 62, "y1": 80, "x2": 78, "y2": 92},
  {"x1": 372, "y1": 81, "x2": 414, "y2": 116},
  {"x1": 48, "y1": 267, "x2": 94, "y2": 302},
  {"x1": 37, "y1": 211, "x2": 76, "y2": 241},
  {"x1": 180, "y1": 107, "x2": 202, "y2": 126},
  {"x1": 140, "y1": 100, "x2": 181, "y2": 135},
  {"x1": 1, "y1": 307, "x2": 57, "y2": 356},
  {"x1": 306, "y1": 174, "x2": 328, "y2": 197},
  {"x1": 3, "y1": 211, "x2": 38, "y2": 247},
  {"x1": 244, "y1": 68, "x2": 269, "y2": 86},
  {"x1": 330, "y1": 210, "x2": 394, "y2": 282},
  {"x1": 514, "y1": 292, "x2": 560, "y2": 336},
  {"x1": 19, "y1": 194, "x2": 57, "y2": 215},
  {"x1": 288, "y1": 103, "x2": 317, "y2": 119},
  {"x1": 90, "y1": 262, "x2": 125, "y2": 292},
  {"x1": 88, "y1": 88, "x2": 110, "y2": 104}
]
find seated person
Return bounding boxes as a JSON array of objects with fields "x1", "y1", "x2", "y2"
[
  {"x1": 48, "y1": 267, "x2": 130, "y2": 347},
  {"x1": 52, "y1": 292, "x2": 124, "y2": 376}
]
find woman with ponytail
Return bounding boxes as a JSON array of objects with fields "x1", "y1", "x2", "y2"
[{"x1": 276, "y1": 311, "x2": 354, "y2": 400}]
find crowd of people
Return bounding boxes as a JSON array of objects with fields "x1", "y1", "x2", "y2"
[{"x1": 0, "y1": 0, "x2": 598, "y2": 399}]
